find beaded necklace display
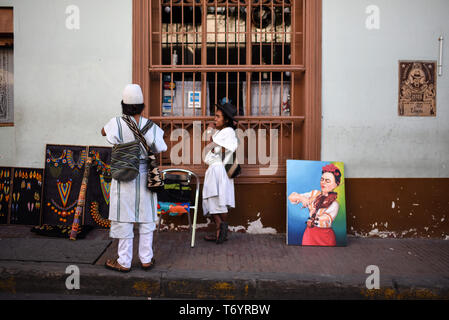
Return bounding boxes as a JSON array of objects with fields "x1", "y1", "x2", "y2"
[
  {"x1": 99, "y1": 174, "x2": 111, "y2": 205},
  {"x1": 0, "y1": 169, "x2": 10, "y2": 219},
  {"x1": 35, "y1": 192, "x2": 41, "y2": 210},
  {"x1": 46, "y1": 149, "x2": 67, "y2": 167},
  {"x1": 36, "y1": 172, "x2": 42, "y2": 186},
  {"x1": 45, "y1": 178, "x2": 76, "y2": 223},
  {"x1": 66, "y1": 149, "x2": 87, "y2": 172},
  {"x1": 91, "y1": 151, "x2": 111, "y2": 176},
  {"x1": 90, "y1": 201, "x2": 111, "y2": 228},
  {"x1": 91, "y1": 151, "x2": 112, "y2": 205},
  {"x1": 10, "y1": 192, "x2": 20, "y2": 218},
  {"x1": 0, "y1": 169, "x2": 10, "y2": 179},
  {"x1": 49, "y1": 198, "x2": 77, "y2": 211},
  {"x1": 3, "y1": 186, "x2": 9, "y2": 203},
  {"x1": 57, "y1": 179, "x2": 72, "y2": 208},
  {"x1": 47, "y1": 199, "x2": 77, "y2": 223},
  {"x1": 47, "y1": 149, "x2": 67, "y2": 178},
  {"x1": 14, "y1": 170, "x2": 43, "y2": 217}
]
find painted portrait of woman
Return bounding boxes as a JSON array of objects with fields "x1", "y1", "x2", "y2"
[{"x1": 287, "y1": 161, "x2": 347, "y2": 246}]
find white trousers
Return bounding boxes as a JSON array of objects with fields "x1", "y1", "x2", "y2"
[{"x1": 111, "y1": 221, "x2": 156, "y2": 269}]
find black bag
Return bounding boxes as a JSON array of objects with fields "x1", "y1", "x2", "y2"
[{"x1": 224, "y1": 151, "x2": 241, "y2": 179}]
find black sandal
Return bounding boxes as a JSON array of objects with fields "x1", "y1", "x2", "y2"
[
  {"x1": 221, "y1": 222, "x2": 229, "y2": 241},
  {"x1": 216, "y1": 222, "x2": 228, "y2": 244}
]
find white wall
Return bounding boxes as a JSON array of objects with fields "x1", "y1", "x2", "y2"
[
  {"x1": 322, "y1": 0, "x2": 449, "y2": 178},
  {"x1": 0, "y1": 0, "x2": 132, "y2": 168}
]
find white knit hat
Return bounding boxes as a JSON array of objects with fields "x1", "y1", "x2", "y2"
[{"x1": 122, "y1": 84, "x2": 144, "y2": 104}]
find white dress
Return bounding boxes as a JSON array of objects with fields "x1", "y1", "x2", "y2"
[
  {"x1": 103, "y1": 116, "x2": 167, "y2": 224},
  {"x1": 202, "y1": 127, "x2": 238, "y2": 216}
]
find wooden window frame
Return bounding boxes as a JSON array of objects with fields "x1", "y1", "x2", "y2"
[
  {"x1": 0, "y1": 7, "x2": 13, "y2": 127},
  {"x1": 132, "y1": 0, "x2": 321, "y2": 182}
]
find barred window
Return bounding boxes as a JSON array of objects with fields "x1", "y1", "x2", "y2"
[{"x1": 134, "y1": 0, "x2": 321, "y2": 182}]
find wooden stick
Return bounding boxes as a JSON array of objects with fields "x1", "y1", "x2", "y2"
[{"x1": 69, "y1": 157, "x2": 93, "y2": 240}]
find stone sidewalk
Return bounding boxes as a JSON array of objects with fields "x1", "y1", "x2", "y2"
[{"x1": 0, "y1": 225, "x2": 449, "y2": 299}]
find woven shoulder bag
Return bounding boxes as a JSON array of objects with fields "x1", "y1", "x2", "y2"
[
  {"x1": 110, "y1": 117, "x2": 153, "y2": 182},
  {"x1": 122, "y1": 116, "x2": 164, "y2": 192}
]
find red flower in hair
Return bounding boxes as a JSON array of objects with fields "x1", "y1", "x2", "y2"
[
  {"x1": 322, "y1": 164, "x2": 341, "y2": 185},
  {"x1": 322, "y1": 164, "x2": 339, "y2": 173}
]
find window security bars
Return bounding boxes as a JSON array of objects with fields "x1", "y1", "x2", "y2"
[{"x1": 149, "y1": 0, "x2": 305, "y2": 179}]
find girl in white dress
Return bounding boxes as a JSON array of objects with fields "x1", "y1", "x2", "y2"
[{"x1": 203, "y1": 103, "x2": 238, "y2": 244}]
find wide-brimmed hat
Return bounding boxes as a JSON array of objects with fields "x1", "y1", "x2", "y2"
[
  {"x1": 215, "y1": 102, "x2": 237, "y2": 122},
  {"x1": 122, "y1": 84, "x2": 144, "y2": 105}
]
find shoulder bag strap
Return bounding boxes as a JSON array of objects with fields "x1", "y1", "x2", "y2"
[
  {"x1": 140, "y1": 118, "x2": 154, "y2": 135},
  {"x1": 122, "y1": 116, "x2": 151, "y2": 154}
]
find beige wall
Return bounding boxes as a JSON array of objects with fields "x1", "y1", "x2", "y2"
[
  {"x1": 322, "y1": 0, "x2": 449, "y2": 178},
  {"x1": 0, "y1": 0, "x2": 132, "y2": 168}
]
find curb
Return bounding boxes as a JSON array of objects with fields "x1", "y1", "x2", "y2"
[{"x1": 1, "y1": 261, "x2": 449, "y2": 299}]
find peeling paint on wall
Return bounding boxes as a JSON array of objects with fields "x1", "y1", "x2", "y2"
[
  {"x1": 366, "y1": 229, "x2": 397, "y2": 238},
  {"x1": 246, "y1": 217, "x2": 277, "y2": 235},
  {"x1": 229, "y1": 225, "x2": 246, "y2": 233},
  {"x1": 158, "y1": 214, "x2": 278, "y2": 235},
  {"x1": 229, "y1": 214, "x2": 278, "y2": 234},
  {"x1": 158, "y1": 218, "x2": 212, "y2": 232},
  {"x1": 346, "y1": 178, "x2": 449, "y2": 239}
]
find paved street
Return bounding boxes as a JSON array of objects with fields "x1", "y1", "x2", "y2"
[{"x1": 1, "y1": 225, "x2": 449, "y2": 299}]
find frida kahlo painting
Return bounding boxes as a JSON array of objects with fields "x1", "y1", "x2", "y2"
[{"x1": 287, "y1": 160, "x2": 347, "y2": 246}]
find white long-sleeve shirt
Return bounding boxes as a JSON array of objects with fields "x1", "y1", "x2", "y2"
[{"x1": 104, "y1": 116, "x2": 167, "y2": 223}]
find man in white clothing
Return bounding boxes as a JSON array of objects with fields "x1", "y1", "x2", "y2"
[{"x1": 102, "y1": 84, "x2": 167, "y2": 272}]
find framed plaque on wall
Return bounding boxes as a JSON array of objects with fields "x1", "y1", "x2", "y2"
[{"x1": 399, "y1": 61, "x2": 437, "y2": 117}]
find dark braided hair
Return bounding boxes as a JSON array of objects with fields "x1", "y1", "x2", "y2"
[
  {"x1": 221, "y1": 112, "x2": 237, "y2": 130},
  {"x1": 322, "y1": 164, "x2": 342, "y2": 186},
  {"x1": 121, "y1": 101, "x2": 144, "y2": 116}
]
